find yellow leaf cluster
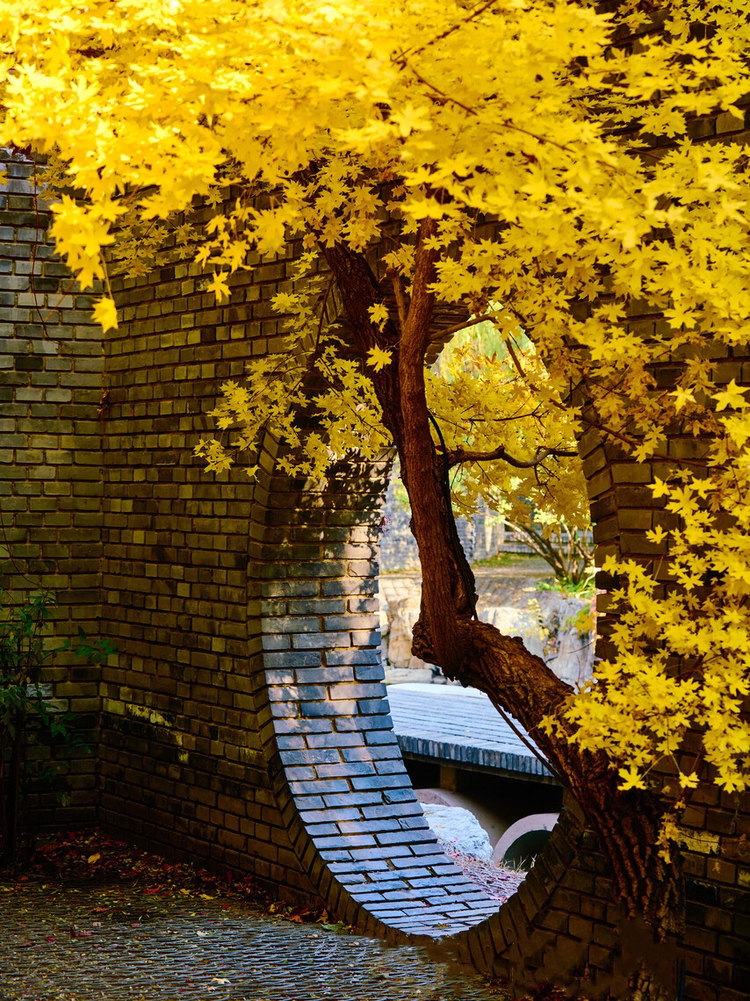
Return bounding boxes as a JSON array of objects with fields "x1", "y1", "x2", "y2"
[{"x1": 4, "y1": 0, "x2": 750, "y2": 800}]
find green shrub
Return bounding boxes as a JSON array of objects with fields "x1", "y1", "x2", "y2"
[{"x1": 0, "y1": 590, "x2": 116, "y2": 866}]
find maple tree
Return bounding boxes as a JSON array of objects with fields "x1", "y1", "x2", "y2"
[{"x1": 3, "y1": 0, "x2": 750, "y2": 947}]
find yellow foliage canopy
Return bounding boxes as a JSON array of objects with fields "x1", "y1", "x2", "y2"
[{"x1": 2, "y1": 0, "x2": 750, "y2": 796}]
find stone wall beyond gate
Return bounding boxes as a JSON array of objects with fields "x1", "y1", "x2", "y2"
[{"x1": 2, "y1": 139, "x2": 750, "y2": 1000}]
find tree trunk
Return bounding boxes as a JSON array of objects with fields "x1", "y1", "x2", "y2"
[{"x1": 322, "y1": 237, "x2": 683, "y2": 940}]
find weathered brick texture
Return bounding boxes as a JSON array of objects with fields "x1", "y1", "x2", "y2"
[
  {"x1": 3, "y1": 104, "x2": 750, "y2": 997},
  {"x1": 97, "y1": 241, "x2": 316, "y2": 901},
  {"x1": 0, "y1": 149, "x2": 103, "y2": 827}
]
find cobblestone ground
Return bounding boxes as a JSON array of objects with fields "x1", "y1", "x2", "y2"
[{"x1": 0, "y1": 881, "x2": 505, "y2": 1001}]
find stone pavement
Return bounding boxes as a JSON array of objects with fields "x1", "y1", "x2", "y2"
[{"x1": 0, "y1": 880, "x2": 505, "y2": 1001}]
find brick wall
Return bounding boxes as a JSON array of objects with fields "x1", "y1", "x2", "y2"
[
  {"x1": 254, "y1": 457, "x2": 503, "y2": 937},
  {"x1": 581, "y1": 375, "x2": 750, "y2": 1001},
  {"x1": 96, "y1": 235, "x2": 748, "y2": 996},
  {"x1": 0, "y1": 149, "x2": 103, "y2": 829},
  {"x1": 96, "y1": 241, "x2": 317, "y2": 901}
]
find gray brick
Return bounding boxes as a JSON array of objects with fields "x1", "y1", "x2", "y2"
[
  {"x1": 358, "y1": 698, "x2": 391, "y2": 714},
  {"x1": 268, "y1": 616, "x2": 320, "y2": 633},
  {"x1": 278, "y1": 749, "x2": 341, "y2": 766},
  {"x1": 296, "y1": 667, "x2": 353, "y2": 684},
  {"x1": 322, "y1": 579, "x2": 377, "y2": 596},
  {"x1": 300, "y1": 700, "x2": 357, "y2": 717},
  {"x1": 273, "y1": 718, "x2": 332, "y2": 734},
  {"x1": 326, "y1": 649, "x2": 380, "y2": 665},
  {"x1": 292, "y1": 631, "x2": 350, "y2": 649},
  {"x1": 306, "y1": 733, "x2": 364, "y2": 749},
  {"x1": 328, "y1": 683, "x2": 386, "y2": 700},
  {"x1": 299, "y1": 808, "x2": 362, "y2": 824},
  {"x1": 264, "y1": 651, "x2": 322, "y2": 669},
  {"x1": 324, "y1": 615, "x2": 375, "y2": 631},
  {"x1": 289, "y1": 779, "x2": 349, "y2": 796},
  {"x1": 335, "y1": 715, "x2": 394, "y2": 732},
  {"x1": 376, "y1": 829, "x2": 437, "y2": 846},
  {"x1": 351, "y1": 774, "x2": 411, "y2": 791},
  {"x1": 323, "y1": 792, "x2": 383, "y2": 808},
  {"x1": 343, "y1": 746, "x2": 400, "y2": 763},
  {"x1": 288, "y1": 598, "x2": 347, "y2": 614},
  {"x1": 316, "y1": 762, "x2": 376, "y2": 779}
]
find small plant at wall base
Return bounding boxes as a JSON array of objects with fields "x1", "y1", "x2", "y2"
[{"x1": 0, "y1": 591, "x2": 116, "y2": 867}]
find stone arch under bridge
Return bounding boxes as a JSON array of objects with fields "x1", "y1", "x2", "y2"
[{"x1": 2, "y1": 144, "x2": 750, "y2": 1000}]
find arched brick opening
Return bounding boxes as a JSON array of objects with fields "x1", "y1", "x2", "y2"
[
  {"x1": 93, "y1": 245, "x2": 618, "y2": 970},
  {"x1": 251, "y1": 449, "x2": 502, "y2": 937},
  {"x1": 86, "y1": 254, "x2": 750, "y2": 996},
  {"x1": 239, "y1": 416, "x2": 657, "y2": 995},
  {"x1": 2, "y1": 146, "x2": 749, "y2": 999}
]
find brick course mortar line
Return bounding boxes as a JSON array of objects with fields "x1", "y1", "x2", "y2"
[{"x1": 0, "y1": 149, "x2": 104, "y2": 830}]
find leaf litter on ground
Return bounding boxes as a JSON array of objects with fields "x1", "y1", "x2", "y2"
[{"x1": 2, "y1": 827, "x2": 331, "y2": 927}]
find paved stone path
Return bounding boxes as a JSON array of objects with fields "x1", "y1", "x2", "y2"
[
  {"x1": 0, "y1": 881, "x2": 504, "y2": 1001},
  {"x1": 387, "y1": 685, "x2": 556, "y2": 783}
]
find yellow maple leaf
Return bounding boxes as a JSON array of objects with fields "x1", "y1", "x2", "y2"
[
  {"x1": 367, "y1": 303, "x2": 390, "y2": 331},
  {"x1": 670, "y1": 386, "x2": 695, "y2": 411},
  {"x1": 713, "y1": 379, "x2": 749, "y2": 412},
  {"x1": 92, "y1": 297, "x2": 118, "y2": 332},
  {"x1": 366, "y1": 346, "x2": 393, "y2": 371},
  {"x1": 206, "y1": 272, "x2": 231, "y2": 302}
]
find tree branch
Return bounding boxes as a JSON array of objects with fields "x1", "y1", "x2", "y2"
[
  {"x1": 403, "y1": 217, "x2": 439, "y2": 358},
  {"x1": 388, "y1": 268, "x2": 409, "y2": 329},
  {"x1": 428, "y1": 310, "x2": 500, "y2": 343},
  {"x1": 445, "y1": 442, "x2": 578, "y2": 469}
]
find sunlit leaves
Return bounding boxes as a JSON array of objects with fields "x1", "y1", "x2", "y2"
[
  {"x1": 4, "y1": 0, "x2": 750, "y2": 802},
  {"x1": 557, "y1": 454, "x2": 750, "y2": 794},
  {"x1": 91, "y1": 296, "x2": 118, "y2": 331},
  {"x1": 366, "y1": 345, "x2": 393, "y2": 370}
]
